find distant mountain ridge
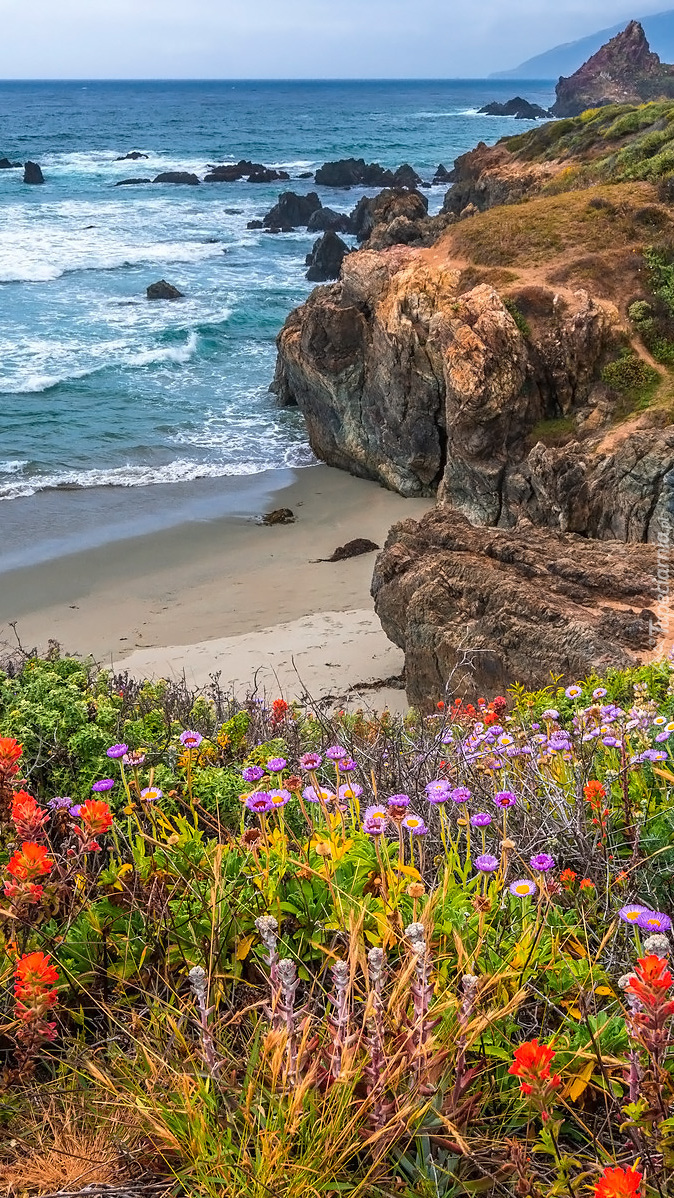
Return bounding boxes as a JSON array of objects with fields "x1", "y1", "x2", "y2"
[{"x1": 492, "y1": 9, "x2": 674, "y2": 79}]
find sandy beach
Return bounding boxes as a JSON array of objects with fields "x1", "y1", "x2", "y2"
[{"x1": 0, "y1": 466, "x2": 430, "y2": 707}]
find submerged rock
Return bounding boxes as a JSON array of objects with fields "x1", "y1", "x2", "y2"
[
  {"x1": 116, "y1": 150, "x2": 149, "y2": 160},
  {"x1": 372, "y1": 508, "x2": 660, "y2": 708},
  {"x1": 23, "y1": 161, "x2": 44, "y2": 184},
  {"x1": 146, "y1": 280, "x2": 184, "y2": 300},
  {"x1": 153, "y1": 171, "x2": 199, "y2": 185},
  {"x1": 115, "y1": 177, "x2": 151, "y2": 186},
  {"x1": 305, "y1": 231, "x2": 348, "y2": 281}
]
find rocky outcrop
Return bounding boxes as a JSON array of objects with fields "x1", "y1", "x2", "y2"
[
  {"x1": 116, "y1": 151, "x2": 148, "y2": 160},
  {"x1": 0, "y1": 157, "x2": 21, "y2": 169},
  {"x1": 23, "y1": 162, "x2": 44, "y2": 184},
  {"x1": 479, "y1": 97, "x2": 551, "y2": 119},
  {"x1": 147, "y1": 280, "x2": 184, "y2": 300},
  {"x1": 263, "y1": 191, "x2": 321, "y2": 229},
  {"x1": 203, "y1": 160, "x2": 289, "y2": 183},
  {"x1": 371, "y1": 508, "x2": 660, "y2": 708},
  {"x1": 552, "y1": 21, "x2": 674, "y2": 117},
  {"x1": 305, "y1": 231, "x2": 349, "y2": 282},
  {"x1": 441, "y1": 143, "x2": 555, "y2": 215},
  {"x1": 315, "y1": 158, "x2": 396, "y2": 188},
  {"x1": 307, "y1": 207, "x2": 354, "y2": 234},
  {"x1": 153, "y1": 171, "x2": 199, "y2": 185},
  {"x1": 392, "y1": 164, "x2": 423, "y2": 188},
  {"x1": 351, "y1": 188, "x2": 429, "y2": 242},
  {"x1": 115, "y1": 177, "x2": 151, "y2": 186}
]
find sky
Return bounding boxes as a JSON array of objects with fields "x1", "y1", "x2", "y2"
[{"x1": 0, "y1": 0, "x2": 670, "y2": 79}]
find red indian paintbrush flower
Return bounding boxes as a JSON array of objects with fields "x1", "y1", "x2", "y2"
[
  {"x1": 628, "y1": 955, "x2": 674, "y2": 1004},
  {"x1": 0, "y1": 737, "x2": 22, "y2": 774},
  {"x1": 11, "y1": 791, "x2": 49, "y2": 841},
  {"x1": 79, "y1": 798, "x2": 113, "y2": 836},
  {"x1": 6, "y1": 842, "x2": 53, "y2": 882},
  {"x1": 592, "y1": 1164, "x2": 642, "y2": 1198},
  {"x1": 509, "y1": 1039, "x2": 560, "y2": 1121},
  {"x1": 14, "y1": 951, "x2": 59, "y2": 1001}
]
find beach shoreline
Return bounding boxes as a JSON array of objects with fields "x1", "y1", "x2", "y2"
[{"x1": 0, "y1": 465, "x2": 430, "y2": 706}]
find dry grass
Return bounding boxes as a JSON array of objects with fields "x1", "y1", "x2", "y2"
[
  {"x1": 0, "y1": 1103, "x2": 142, "y2": 1195},
  {"x1": 449, "y1": 183, "x2": 666, "y2": 269}
]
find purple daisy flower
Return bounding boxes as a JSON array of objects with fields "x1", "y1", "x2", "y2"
[
  {"x1": 92, "y1": 778, "x2": 115, "y2": 793},
  {"x1": 637, "y1": 910, "x2": 672, "y2": 932},
  {"x1": 69, "y1": 805, "x2": 82, "y2": 818},
  {"x1": 602, "y1": 736, "x2": 619, "y2": 748},
  {"x1": 123, "y1": 750, "x2": 146, "y2": 767},
  {"x1": 402, "y1": 813, "x2": 428, "y2": 835},
  {"x1": 618, "y1": 904, "x2": 648, "y2": 925},
  {"x1": 339, "y1": 757, "x2": 358, "y2": 772},
  {"x1": 266, "y1": 757, "x2": 287, "y2": 772},
  {"x1": 246, "y1": 792, "x2": 274, "y2": 814},
  {"x1": 475, "y1": 853, "x2": 499, "y2": 873},
  {"x1": 242, "y1": 765, "x2": 265, "y2": 783},
  {"x1": 388, "y1": 793, "x2": 410, "y2": 808},
  {"x1": 509, "y1": 879, "x2": 537, "y2": 897},
  {"x1": 565, "y1": 685, "x2": 583, "y2": 700},
  {"x1": 302, "y1": 785, "x2": 335, "y2": 805},
  {"x1": 48, "y1": 796, "x2": 72, "y2": 810},
  {"x1": 326, "y1": 745, "x2": 348, "y2": 761},
  {"x1": 541, "y1": 708, "x2": 559, "y2": 721},
  {"x1": 338, "y1": 782, "x2": 363, "y2": 802},
  {"x1": 180, "y1": 730, "x2": 203, "y2": 749},
  {"x1": 470, "y1": 812, "x2": 492, "y2": 827},
  {"x1": 269, "y1": 789, "x2": 291, "y2": 808},
  {"x1": 299, "y1": 752, "x2": 322, "y2": 771},
  {"x1": 451, "y1": 787, "x2": 471, "y2": 804},
  {"x1": 106, "y1": 743, "x2": 129, "y2": 759},
  {"x1": 530, "y1": 853, "x2": 555, "y2": 873},
  {"x1": 425, "y1": 779, "x2": 451, "y2": 804},
  {"x1": 494, "y1": 791, "x2": 517, "y2": 809},
  {"x1": 141, "y1": 786, "x2": 162, "y2": 802}
]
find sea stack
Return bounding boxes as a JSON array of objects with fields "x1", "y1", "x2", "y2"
[
  {"x1": 23, "y1": 161, "x2": 44, "y2": 184},
  {"x1": 552, "y1": 20, "x2": 674, "y2": 117}
]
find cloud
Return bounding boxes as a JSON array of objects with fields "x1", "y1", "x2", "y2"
[{"x1": 0, "y1": 0, "x2": 670, "y2": 77}]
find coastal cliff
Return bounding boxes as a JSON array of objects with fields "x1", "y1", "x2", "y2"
[{"x1": 273, "y1": 99, "x2": 674, "y2": 701}]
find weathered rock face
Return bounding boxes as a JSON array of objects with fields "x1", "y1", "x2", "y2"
[
  {"x1": 351, "y1": 188, "x2": 429, "y2": 242},
  {"x1": 305, "y1": 231, "x2": 349, "y2": 282},
  {"x1": 371, "y1": 508, "x2": 660, "y2": 708},
  {"x1": 307, "y1": 207, "x2": 354, "y2": 234},
  {"x1": 441, "y1": 143, "x2": 554, "y2": 215},
  {"x1": 315, "y1": 158, "x2": 395, "y2": 187},
  {"x1": 263, "y1": 191, "x2": 321, "y2": 229},
  {"x1": 552, "y1": 21, "x2": 674, "y2": 118}
]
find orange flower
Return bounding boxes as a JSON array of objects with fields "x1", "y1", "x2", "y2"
[
  {"x1": 11, "y1": 790, "x2": 49, "y2": 839},
  {"x1": 628, "y1": 954, "x2": 674, "y2": 1005},
  {"x1": 79, "y1": 798, "x2": 113, "y2": 836},
  {"x1": 593, "y1": 1165, "x2": 642, "y2": 1198},
  {"x1": 560, "y1": 868, "x2": 577, "y2": 888},
  {"x1": 0, "y1": 737, "x2": 22, "y2": 772},
  {"x1": 11, "y1": 790, "x2": 38, "y2": 821},
  {"x1": 509, "y1": 1039, "x2": 556, "y2": 1083},
  {"x1": 584, "y1": 780, "x2": 606, "y2": 803},
  {"x1": 14, "y1": 951, "x2": 59, "y2": 1000},
  {"x1": 6, "y1": 842, "x2": 53, "y2": 882},
  {"x1": 580, "y1": 878, "x2": 596, "y2": 891}
]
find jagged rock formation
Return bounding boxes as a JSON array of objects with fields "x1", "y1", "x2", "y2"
[
  {"x1": 479, "y1": 97, "x2": 551, "y2": 119},
  {"x1": 305, "y1": 231, "x2": 349, "y2": 282},
  {"x1": 441, "y1": 143, "x2": 556, "y2": 216},
  {"x1": 263, "y1": 191, "x2": 321, "y2": 229},
  {"x1": 153, "y1": 171, "x2": 199, "y2": 185},
  {"x1": 351, "y1": 188, "x2": 429, "y2": 242},
  {"x1": 146, "y1": 280, "x2": 184, "y2": 300},
  {"x1": 552, "y1": 21, "x2": 674, "y2": 117},
  {"x1": 307, "y1": 207, "x2": 354, "y2": 233},
  {"x1": 0, "y1": 157, "x2": 21, "y2": 169},
  {"x1": 315, "y1": 158, "x2": 395, "y2": 187},
  {"x1": 371, "y1": 508, "x2": 661, "y2": 708},
  {"x1": 116, "y1": 151, "x2": 148, "y2": 160},
  {"x1": 204, "y1": 160, "x2": 289, "y2": 183}
]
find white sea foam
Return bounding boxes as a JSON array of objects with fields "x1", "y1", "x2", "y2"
[{"x1": 0, "y1": 446, "x2": 317, "y2": 501}]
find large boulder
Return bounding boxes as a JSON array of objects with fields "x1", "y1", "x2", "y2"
[
  {"x1": 315, "y1": 158, "x2": 395, "y2": 188},
  {"x1": 263, "y1": 191, "x2": 321, "y2": 228},
  {"x1": 371, "y1": 508, "x2": 660, "y2": 708},
  {"x1": 305, "y1": 231, "x2": 348, "y2": 282},
  {"x1": 307, "y1": 207, "x2": 353, "y2": 234},
  {"x1": 153, "y1": 171, "x2": 199, "y2": 185},
  {"x1": 23, "y1": 161, "x2": 44, "y2": 184},
  {"x1": 552, "y1": 21, "x2": 674, "y2": 118}
]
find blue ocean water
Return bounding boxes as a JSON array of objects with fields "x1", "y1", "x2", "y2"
[{"x1": 0, "y1": 79, "x2": 555, "y2": 502}]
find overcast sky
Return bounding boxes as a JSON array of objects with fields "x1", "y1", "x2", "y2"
[{"x1": 0, "y1": 0, "x2": 669, "y2": 78}]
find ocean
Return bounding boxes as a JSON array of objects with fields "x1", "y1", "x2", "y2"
[{"x1": 0, "y1": 79, "x2": 555, "y2": 505}]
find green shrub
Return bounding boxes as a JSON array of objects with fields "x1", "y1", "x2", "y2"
[
  {"x1": 601, "y1": 350, "x2": 660, "y2": 406},
  {"x1": 503, "y1": 296, "x2": 531, "y2": 337}
]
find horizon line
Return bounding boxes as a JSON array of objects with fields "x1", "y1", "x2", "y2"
[{"x1": 0, "y1": 75, "x2": 558, "y2": 84}]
